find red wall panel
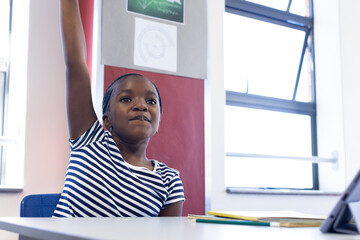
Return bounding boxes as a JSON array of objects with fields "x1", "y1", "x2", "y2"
[
  {"x1": 104, "y1": 66, "x2": 205, "y2": 216},
  {"x1": 80, "y1": 1, "x2": 205, "y2": 216}
]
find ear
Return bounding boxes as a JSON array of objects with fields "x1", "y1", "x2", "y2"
[
  {"x1": 102, "y1": 114, "x2": 112, "y2": 130},
  {"x1": 156, "y1": 114, "x2": 161, "y2": 133}
]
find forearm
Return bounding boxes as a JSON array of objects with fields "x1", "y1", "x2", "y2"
[
  {"x1": 159, "y1": 201, "x2": 183, "y2": 217},
  {"x1": 60, "y1": 0, "x2": 97, "y2": 140},
  {"x1": 60, "y1": 0, "x2": 87, "y2": 68}
]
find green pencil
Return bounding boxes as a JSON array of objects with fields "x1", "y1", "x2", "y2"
[{"x1": 195, "y1": 218, "x2": 276, "y2": 227}]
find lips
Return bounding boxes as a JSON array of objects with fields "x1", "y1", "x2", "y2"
[{"x1": 129, "y1": 115, "x2": 151, "y2": 122}]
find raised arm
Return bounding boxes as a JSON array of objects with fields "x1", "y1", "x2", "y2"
[{"x1": 60, "y1": 0, "x2": 97, "y2": 140}]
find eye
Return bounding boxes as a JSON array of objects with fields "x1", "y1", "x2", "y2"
[
  {"x1": 120, "y1": 97, "x2": 132, "y2": 103},
  {"x1": 147, "y1": 99, "x2": 157, "y2": 105}
]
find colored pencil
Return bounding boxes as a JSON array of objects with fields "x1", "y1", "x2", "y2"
[{"x1": 195, "y1": 218, "x2": 276, "y2": 227}]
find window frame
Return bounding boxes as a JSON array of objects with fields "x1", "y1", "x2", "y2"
[
  {"x1": 224, "y1": 0, "x2": 319, "y2": 190},
  {"x1": 0, "y1": 0, "x2": 29, "y2": 191},
  {"x1": 0, "y1": 0, "x2": 12, "y2": 186}
]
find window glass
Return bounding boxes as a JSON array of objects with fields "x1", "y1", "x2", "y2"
[
  {"x1": 289, "y1": 0, "x2": 309, "y2": 16},
  {"x1": 225, "y1": 157, "x2": 313, "y2": 188},
  {"x1": 224, "y1": 0, "x2": 315, "y2": 190},
  {"x1": 0, "y1": 72, "x2": 4, "y2": 133},
  {"x1": 224, "y1": 106, "x2": 313, "y2": 188},
  {"x1": 245, "y1": 0, "x2": 309, "y2": 17},
  {"x1": 0, "y1": 0, "x2": 10, "y2": 184},
  {"x1": 0, "y1": 0, "x2": 28, "y2": 188},
  {"x1": 0, "y1": 0, "x2": 10, "y2": 63},
  {"x1": 295, "y1": 48, "x2": 313, "y2": 102},
  {"x1": 224, "y1": 13, "x2": 307, "y2": 101},
  {"x1": 246, "y1": 0, "x2": 289, "y2": 11},
  {"x1": 225, "y1": 106, "x2": 312, "y2": 156}
]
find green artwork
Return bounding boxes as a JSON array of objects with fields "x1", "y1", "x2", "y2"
[{"x1": 128, "y1": 0, "x2": 184, "y2": 23}]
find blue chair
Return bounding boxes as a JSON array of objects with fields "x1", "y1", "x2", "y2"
[{"x1": 20, "y1": 193, "x2": 61, "y2": 217}]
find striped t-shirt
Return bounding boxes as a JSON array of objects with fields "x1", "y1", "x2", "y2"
[{"x1": 53, "y1": 120, "x2": 185, "y2": 217}]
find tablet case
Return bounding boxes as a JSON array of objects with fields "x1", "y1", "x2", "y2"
[
  {"x1": 330, "y1": 202, "x2": 358, "y2": 234},
  {"x1": 320, "y1": 169, "x2": 360, "y2": 234}
]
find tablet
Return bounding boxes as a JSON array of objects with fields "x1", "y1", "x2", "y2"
[{"x1": 320, "y1": 169, "x2": 360, "y2": 234}]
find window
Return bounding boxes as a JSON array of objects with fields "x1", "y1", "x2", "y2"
[
  {"x1": 0, "y1": 0, "x2": 11, "y2": 185},
  {"x1": 0, "y1": 0, "x2": 29, "y2": 190},
  {"x1": 224, "y1": 0, "x2": 317, "y2": 190}
]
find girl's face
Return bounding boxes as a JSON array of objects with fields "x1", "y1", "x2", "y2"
[{"x1": 104, "y1": 75, "x2": 161, "y2": 144}]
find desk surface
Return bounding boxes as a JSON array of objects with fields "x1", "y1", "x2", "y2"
[{"x1": 0, "y1": 217, "x2": 360, "y2": 240}]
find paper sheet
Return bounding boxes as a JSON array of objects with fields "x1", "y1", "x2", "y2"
[{"x1": 134, "y1": 17, "x2": 177, "y2": 72}]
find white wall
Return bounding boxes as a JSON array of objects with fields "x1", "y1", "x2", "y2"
[
  {"x1": 315, "y1": 0, "x2": 346, "y2": 192},
  {"x1": 23, "y1": 0, "x2": 68, "y2": 191},
  {"x1": 205, "y1": 0, "x2": 226, "y2": 213},
  {"x1": 338, "y1": 0, "x2": 360, "y2": 183},
  {"x1": 206, "y1": 0, "x2": 360, "y2": 215},
  {"x1": 0, "y1": 1, "x2": 69, "y2": 239}
]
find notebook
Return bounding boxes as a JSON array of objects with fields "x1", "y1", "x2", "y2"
[{"x1": 204, "y1": 210, "x2": 325, "y2": 227}]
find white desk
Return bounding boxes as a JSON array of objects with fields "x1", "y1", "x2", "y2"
[{"x1": 0, "y1": 217, "x2": 359, "y2": 240}]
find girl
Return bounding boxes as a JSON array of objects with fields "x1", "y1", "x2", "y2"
[{"x1": 53, "y1": 0, "x2": 185, "y2": 217}]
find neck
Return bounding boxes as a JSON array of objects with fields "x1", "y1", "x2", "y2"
[{"x1": 112, "y1": 136, "x2": 152, "y2": 169}]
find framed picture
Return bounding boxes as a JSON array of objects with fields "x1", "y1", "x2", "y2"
[{"x1": 127, "y1": 0, "x2": 184, "y2": 24}]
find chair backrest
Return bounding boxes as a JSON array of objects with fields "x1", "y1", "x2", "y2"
[{"x1": 20, "y1": 193, "x2": 61, "y2": 217}]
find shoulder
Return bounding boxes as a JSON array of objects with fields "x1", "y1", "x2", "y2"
[
  {"x1": 154, "y1": 161, "x2": 181, "y2": 178},
  {"x1": 69, "y1": 120, "x2": 108, "y2": 151}
]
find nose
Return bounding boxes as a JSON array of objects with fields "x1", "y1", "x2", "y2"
[{"x1": 133, "y1": 98, "x2": 148, "y2": 111}]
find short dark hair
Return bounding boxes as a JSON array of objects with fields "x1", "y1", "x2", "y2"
[{"x1": 102, "y1": 73, "x2": 162, "y2": 114}]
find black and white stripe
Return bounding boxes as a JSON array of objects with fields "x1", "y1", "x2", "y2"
[{"x1": 53, "y1": 121, "x2": 185, "y2": 217}]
